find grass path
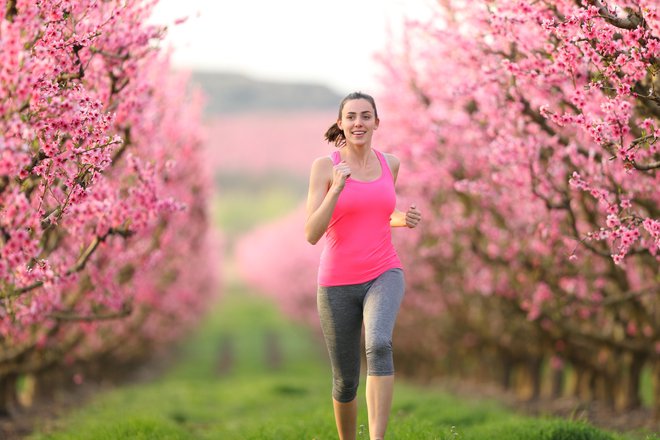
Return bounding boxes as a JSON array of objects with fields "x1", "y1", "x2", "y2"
[{"x1": 27, "y1": 282, "x2": 655, "y2": 440}]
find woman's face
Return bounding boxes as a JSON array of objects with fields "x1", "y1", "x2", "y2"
[{"x1": 338, "y1": 99, "x2": 379, "y2": 147}]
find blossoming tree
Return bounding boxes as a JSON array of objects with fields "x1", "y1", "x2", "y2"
[
  {"x1": 0, "y1": 0, "x2": 217, "y2": 414},
  {"x1": 377, "y1": 0, "x2": 659, "y2": 415}
]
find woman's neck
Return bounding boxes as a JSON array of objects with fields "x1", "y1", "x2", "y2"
[{"x1": 343, "y1": 143, "x2": 373, "y2": 167}]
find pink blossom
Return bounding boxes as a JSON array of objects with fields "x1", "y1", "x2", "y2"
[{"x1": 0, "y1": 0, "x2": 219, "y2": 377}]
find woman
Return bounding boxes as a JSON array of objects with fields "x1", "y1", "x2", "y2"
[{"x1": 305, "y1": 91, "x2": 421, "y2": 440}]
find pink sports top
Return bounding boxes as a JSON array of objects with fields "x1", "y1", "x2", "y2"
[{"x1": 318, "y1": 149, "x2": 402, "y2": 286}]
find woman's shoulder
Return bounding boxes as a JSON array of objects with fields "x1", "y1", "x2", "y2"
[
  {"x1": 379, "y1": 151, "x2": 400, "y2": 171},
  {"x1": 311, "y1": 154, "x2": 334, "y2": 168},
  {"x1": 309, "y1": 154, "x2": 335, "y2": 178}
]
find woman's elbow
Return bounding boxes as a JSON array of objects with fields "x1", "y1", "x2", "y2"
[
  {"x1": 307, "y1": 237, "x2": 319, "y2": 245},
  {"x1": 305, "y1": 227, "x2": 320, "y2": 245}
]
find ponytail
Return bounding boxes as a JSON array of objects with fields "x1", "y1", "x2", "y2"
[{"x1": 324, "y1": 122, "x2": 345, "y2": 147}]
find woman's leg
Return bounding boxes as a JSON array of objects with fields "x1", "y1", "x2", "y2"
[
  {"x1": 317, "y1": 284, "x2": 365, "y2": 440},
  {"x1": 366, "y1": 375, "x2": 395, "y2": 440},
  {"x1": 333, "y1": 398, "x2": 358, "y2": 440},
  {"x1": 363, "y1": 269, "x2": 405, "y2": 439}
]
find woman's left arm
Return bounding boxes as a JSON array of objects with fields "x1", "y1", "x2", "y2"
[
  {"x1": 385, "y1": 153, "x2": 422, "y2": 228},
  {"x1": 390, "y1": 206, "x2": 421, "y2": 228}
]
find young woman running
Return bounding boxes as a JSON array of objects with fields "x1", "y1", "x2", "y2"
[{"x1": 305, "y1": 91, "x2": 421, "y2": 440}]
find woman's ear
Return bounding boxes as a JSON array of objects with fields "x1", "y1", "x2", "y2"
[
  {"x1": 374, "y1": 118, "x2": 380, "y2": 130},
  {"x1": 337, "y1": 119, "x2": 343, "y2": 130}
]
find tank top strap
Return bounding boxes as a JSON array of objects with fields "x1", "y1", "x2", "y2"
[
  {"x1": 374, "y1": 150, "x2": 394, "y2": 181},
  {"x1": 330, "y1": 150, "x2": 341, "y2": 165}
]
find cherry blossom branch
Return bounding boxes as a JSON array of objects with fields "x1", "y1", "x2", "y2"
[
  {"x1": 410, "y1": 77, "x2": 432, "y2": 108},
  {"x1": 111, "y1": 127, "x2": 131, "y2": 163},
  {"x1": 0, "y1": 176, "x2": 8, "y2": 194},
  {"x1": 585, "y1": 0, "x2": 646, "y2": 30},
  {"x1": 519, "y1": 96, "x2": 570, "y2": 145},
  {"x1": 601, "y1": 140, "x2": 660, "y2": 171},
  {"x1": 0, "y1": 317, "x2": 64, "y2": 364},
  {"x1": 602, "y1": 286, "x2": 659, "y2": 306},
  {"x1": 519, "y1": 95, "x2": 609, "y2": 164},
  {"x1": 627, "y1": 160, "x2": 660, "y2": 171},
  {"x1": 547, "y1": 311, "x2": 649, "y2": 353},
  {"x1": 565, "y1": 199, "x2": 613, "y2": 258},
  {"x1": 631, "y1": 83, "x2": 660, "y2": 121},
  {"x1": 56, "y1": 43, "x2": 86, "y2": 84},
  {"x1": 2, "y1": 227, "x2": 133, "y2": 299},
  {"x1": 49, "y1": 303, "x2": 133, "y2": 322},
  {"x1": 521, "y1": 87, "x2": 655, "y2": 172},
  {"x1": 541, "y1": 1, "x2": 566, "y2": 21},
  {"x1": 0, "y1": 331, "x2": 84, "y2": 375},
  {"x1": 89, "y1": 46, "x2": 131, "y2": 61},
  {"x1": 528, "y1": 163, "x2": 571, "y2": 211},
  {"x1": 4, "y1": 0, "x2": 16, "y2": 22}
]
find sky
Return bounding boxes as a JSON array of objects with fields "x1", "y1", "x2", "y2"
[{"x1": 149, "y1": 0, "x2": 434, "y2": 94}]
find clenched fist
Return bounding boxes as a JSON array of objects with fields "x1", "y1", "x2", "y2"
[
  {"x1": 405, "y1": 204, "x2": 422, "y2": 228},
  {"x1": 331, "y1": 160, "x2": 352, "y2": 192}
]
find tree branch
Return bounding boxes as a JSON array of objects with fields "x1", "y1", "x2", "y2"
[
  {"x1": 586, "y1": 0, "x2": 646, "y2": 30},
  {"x1": 49, "y1": 303, "x2": 132, "y2": 322},
  {"x1": 602, "y1": 140, "x2": 660, "y2": 171},
  {"x1": 528, "y1": 162, "x2": 571, "y2": 211},
  {"x1": 602, "y1": 286, "x2": 659, "y2": 306},
  {"x1": 2, "y1": 227, "x2": 133, "y2": 299},
  {"x1": 630, "y1": 159, "x2": 660, "y2": 171},
  {"x1": 565, "y1": 198, "x2": 613, "y2": 258},
  {"x1": 519, "y1": 96, "x2": 569, "y2": 146},
  {"x1": 0, "y1": 175, "x2": 8, "y2": 195},
  {"x1": 5, "y1": 0, "x2": 17, "y2": 22}
]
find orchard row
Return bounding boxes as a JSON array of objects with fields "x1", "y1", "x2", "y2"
[
  {"x1": 0, "y1": 0, "x2": 217, "y2": 415},
  {"x1": 237, "y1": 0, "x2": 660, "y2": 419}
]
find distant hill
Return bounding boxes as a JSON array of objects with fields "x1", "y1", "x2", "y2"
[{"x1": 190, "y1": 71, "x2": 342, "y2": 115}]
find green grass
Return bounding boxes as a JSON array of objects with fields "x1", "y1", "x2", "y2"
[{"x1": 28, "y1": 283, "x2": 657, "y2": 440}]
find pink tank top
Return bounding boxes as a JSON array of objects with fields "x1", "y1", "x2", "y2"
[{"x1": 318, "y1": 149, "x2": 402, "y2": 286}]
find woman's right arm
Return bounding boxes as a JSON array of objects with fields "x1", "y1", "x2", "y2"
[{"x1": 305, "y1": 157, "x2": 349, "y2": 245}]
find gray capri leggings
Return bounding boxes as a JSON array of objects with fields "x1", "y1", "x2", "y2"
[{"x1": 317, "y1": 268, "x2": 405, "y2": 403}]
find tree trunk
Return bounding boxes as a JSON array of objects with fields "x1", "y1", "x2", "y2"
[
  {"x1": 500, "y1": 355, "x2": 514, "y2": 391},
  {"x1": 573, "y1": 366, "x2": 594, "y2": 401},
  {"x1": 33, "y1": 368, "x2": 66, "y2": 403},
  {"x1": 17, "y1": 374, "x2": 35, "y2": 408},
  {"x1": 0, "y1": 374, "x2": 19, "y2": 418},
  {"x1": 621, "y1": 353, "x2": 644, "y2": 411},
  {"x1": 529, "y1": 357, "x2": 542, "y2": 401},
  {"x1": 514, "y1": 357, "x2": 543, "y2": 402},
  {"x1": 550, "y1": 366, "x2": 564, "y2": 398},
  {"x1": 592, "y1": 370, "x2": 615, "y2": 409}
]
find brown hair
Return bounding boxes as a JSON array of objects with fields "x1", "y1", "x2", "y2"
[{"x1": 324, "y1": 92, "x2": 379, "y2": 147}]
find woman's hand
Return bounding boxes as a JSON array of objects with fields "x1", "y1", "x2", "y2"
[
  {"x1": 331, "y1": 161, "x2": 352, "y2": 193},
  {"x1": 390, "y1": 204, "x2": 422, "y2": 228},
  {"x1": 405, "y1": 204, "x2": 422, "y2": 228},
  {"x1": 306, "y1": 157, "x2": 348, "y2": 244}
]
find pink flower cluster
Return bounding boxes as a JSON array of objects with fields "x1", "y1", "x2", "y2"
[{"x1": 0, "y1": 0, "x2": 219, "y2": 377}]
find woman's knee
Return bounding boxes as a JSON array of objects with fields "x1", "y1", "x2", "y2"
[
  {"x1": 333, "y1": 376, "x2": 359, "y2": 402},
  {"x1": 365, "y1": 338, "x2": 394, "y2": 374}
]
